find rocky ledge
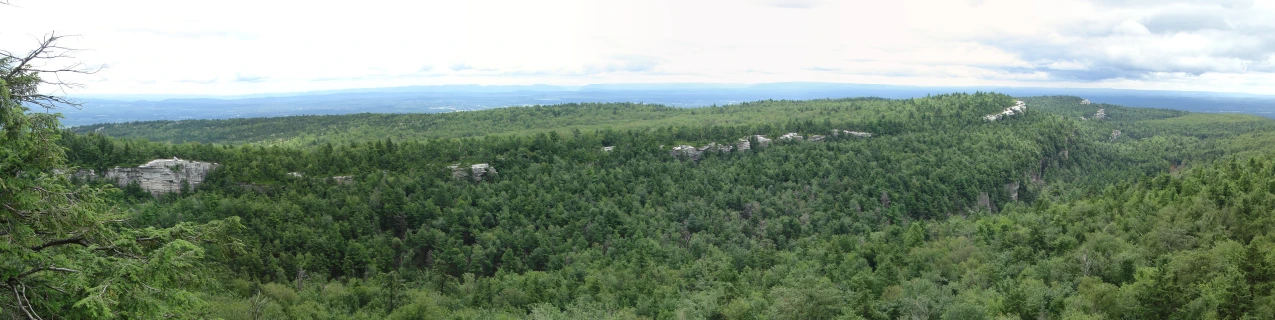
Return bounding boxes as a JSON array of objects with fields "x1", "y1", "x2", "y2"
[
  {"x1": 670, "y1": 130, "x2": 871, "y2": 160},
  {"x1": 449, "y1": 163, "x2": 497, "y2": 181},
  {"x1": 984, "y1": 100, "x2": 1027, "y2": 121},
  {"x1": 80, "y1": 158, "x2": 220, "y2": 196}
]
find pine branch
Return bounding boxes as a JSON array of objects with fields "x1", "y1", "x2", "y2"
[{"x1": 30, "y1": 235, "x2": 87, "y2": 251}]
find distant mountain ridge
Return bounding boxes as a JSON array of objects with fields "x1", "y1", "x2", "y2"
[{"x1": 58, "y1": 82, "x2": 1275, "y2": 126}]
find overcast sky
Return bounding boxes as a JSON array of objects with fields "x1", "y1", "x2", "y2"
[{"x1": 2, "y1": 0, "x2": 1274, "y2": 95}]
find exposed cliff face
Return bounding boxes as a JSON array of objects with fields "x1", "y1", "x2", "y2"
[
  {"x1": 449, "y1": 163, "x2": 497, "y2": 181},
  {"x1": 92, "y1": 158, "x2": 219, "y2": 196},
  {"x1": 1005, "y1": 182, "x2": 1020, "y2": 202}
]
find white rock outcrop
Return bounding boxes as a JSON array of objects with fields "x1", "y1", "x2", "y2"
[
  {"x1": 448, "y1": 164, "x2": 466, "y2": 180},
  {"x1": 470, "y1": 163, "x2": 495, "y2": 181},
  {"x1": 1080, "y1": 99, "x2": 1092, "y2": 105},
  {"x1": 450, "y1": 163, "x2": 497, "y2": 181},
  {"x1": 670, "y1": 145, "x2": 702, "y2": 160},
  {"x1": 1093, "y1": 109, "x2": 1107, "y2": 120},
  {"x1": 699, "y1": 142, "x2": 733, "y2": 153},
  {"x1": 95, "y1": 158, "x2": 219, "y2": 196},
  {"x1": 754, "y1": 135, "x2": 772, "y2": 147},
  {"x1": 985, "y1": 100, "x2": 1027, "y2": 121},
  {"x1": 669, "y1": 131, "x2": 873, "y2": 160},
  {"x1": 832, "y1": 130, "x2": 873, "y2": 138},
  {"x1": 331, "y1": 176, "x2": 354, "y2": 185}
]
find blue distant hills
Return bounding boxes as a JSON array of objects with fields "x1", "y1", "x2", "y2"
[{"x1": 57, "y1": 83, "x2": 1275, "y2": 126}]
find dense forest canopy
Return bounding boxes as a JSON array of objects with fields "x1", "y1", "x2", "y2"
[
  {"x1": 71, "y1": 96, "x2": 992, "y2": 146},
  {"x1": 9, "y1": 90, "x2": 1275, "y2": 319}
]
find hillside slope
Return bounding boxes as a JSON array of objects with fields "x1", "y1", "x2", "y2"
[{"x1": 55, "y1": 93, "x2": 1275, "y2": 318}]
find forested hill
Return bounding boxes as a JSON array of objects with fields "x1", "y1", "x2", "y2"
[
  {"x1": 73, "y1": 95, "x2": 1013, "y2": 146},
  {"x1": 41, "y1": 92, "x2": 1275, "y2": 318}
]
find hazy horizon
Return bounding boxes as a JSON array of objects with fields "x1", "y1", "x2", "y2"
[
  {"x1": 54, "y1": 82, "x2": 1275, "y2": 126},
  {"x1": 4, "y1": 0, "x2": 1274, "y2": 96},
  {"x1": 66, "y1": 81, "x2": 1275, "y2": 102}
]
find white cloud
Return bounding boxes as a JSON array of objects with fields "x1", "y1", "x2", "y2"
[
  {"x1": 1112, "y1": 21, "x2": 1153, "y2": 36},
  {"x1": 0, "y1": 0, "x2": 1272, "y2": 95},
  {"x1": 1047, "y1": 61, "x2": 1089, "y2": 71}
]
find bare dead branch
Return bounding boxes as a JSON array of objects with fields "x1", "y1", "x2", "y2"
[
  {"x1": 95, "y1": 246, "x2": 142, "y2": 259},
  {"x1": 12, "y1": 285, "x2": 38, "y2": 320},
  {"x1": 13, "y1": 265, "x2": 80, "y2": 280},
  {"x1": 4, "y1": 203, "x2": 32, "y2": 218},
  {"x1": 20, "y1": 284, "x2": 43, "y2": 320},
  {"x1": 2, "y1": 32, "x2": 99, "y2": 110},
  {"x1": 43, "y1": 284, "x2": 67, "y2": 294}
]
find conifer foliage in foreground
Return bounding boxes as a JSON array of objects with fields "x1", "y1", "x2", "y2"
[{"x1": 2, "y1": 34, "x2": 241, "y2": 320}]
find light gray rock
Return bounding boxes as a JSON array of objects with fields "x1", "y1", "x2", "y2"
[
  {"x1": 696, "y1": 142, "x2": 733, "y2": 153},
  {"x1": 71, "y1": 169, "x2": 97, "y2": 181},
  {"x1": 985, "y1": 100, "x2": 1027, "y2": 121},
  {"x1": 99, "y1": 158, "x2": 219, "y2": 196},
  {"x1": 471, "y1": 163, "x2": 495, "y2": 181},
  {"x1": 754, "y1": 135, "x2": 772, "y2": 147},
  {"x1": 670, "y1": 145, "x2": 701, "y2": 160},
  {"x1": 977, "y1": 192, "x2": 992, "y2": 212},
  {"x1": 448, "y1": 164, "x2": 467, "y2": 180},
  {"x1": 449, "y1": 163, "x2": 496, "y2": 181},
  {"x1": 1005, "y1": 182, "x2": 1020, "y2": 202},
  {"x1": 331, "y1": 176, "x2": 354, "y2": 185},
  {"x1": 736, "y1": 138, "x2": 751, "y2": 151},
  {"x1": 834, "y1": 130, "x2": 872, "y2": 138}
]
